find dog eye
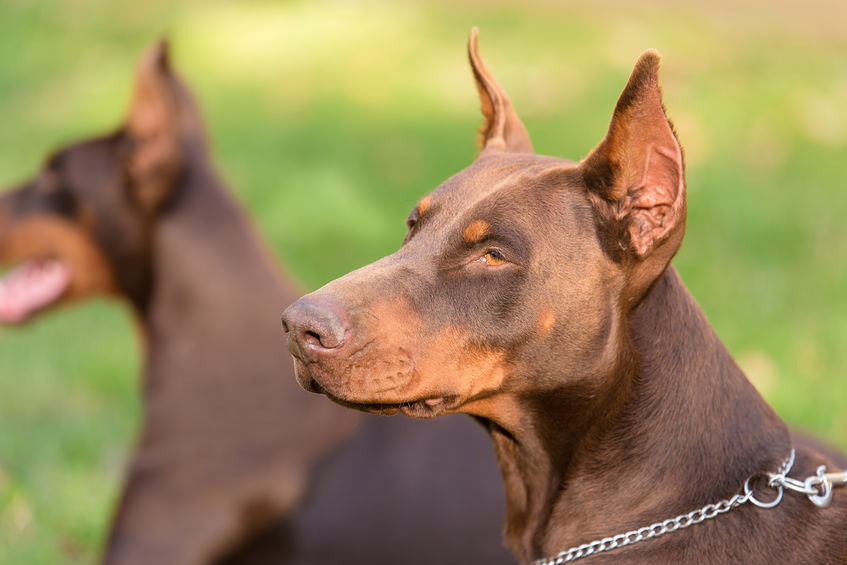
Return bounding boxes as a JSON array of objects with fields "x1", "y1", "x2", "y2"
[
  {"x1": 476, "y1": 250, "x2": 506, "y2": 266},
  {"x1": 405, "y1": 208, "x2": 419, "y2": 231},
  {"x1": 403, "y1": 209, "x2": 420, "y2": 244}
]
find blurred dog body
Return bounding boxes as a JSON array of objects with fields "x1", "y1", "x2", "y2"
[{"x1": 0, "y1": 43, "x2": 512, "y2": 565}]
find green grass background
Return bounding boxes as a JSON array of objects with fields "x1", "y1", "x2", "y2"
[{"x1": 0, "y1": 0, "x2": 845, "y2": 562}]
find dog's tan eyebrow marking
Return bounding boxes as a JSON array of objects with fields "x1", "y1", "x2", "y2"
[
  {"x1": 417, "y1": 195, "x2": 433, "y2": 216},
  {"x1": 462, "y1": 219, "x2": 490, "y2": 243}
]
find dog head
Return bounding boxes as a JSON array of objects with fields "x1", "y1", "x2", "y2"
[
  {"x1": 0, "y1": 41, "x2": 205, "y2": 323},
  {"x1": 282, "y1": 30, "x2": 686, "y2": 428}
]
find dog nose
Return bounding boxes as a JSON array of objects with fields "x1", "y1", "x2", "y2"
[{"x1": 282, "y1": 298, "x2": 348, "y2": 354}]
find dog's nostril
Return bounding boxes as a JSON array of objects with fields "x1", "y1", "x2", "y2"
[
  {"x1": 304, "y1": 324, "x2": 344, "y2": 350},
  {"x1": 303, "y1": 330, "x2": 322, "y2": 347},
  {"x1": 282, "y1": 298, "x2": 348, "y2": 353}
]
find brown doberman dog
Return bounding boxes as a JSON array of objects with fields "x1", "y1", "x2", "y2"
[
  {"x1": 0, "y1": 43, "x2": 513, "y2": 565},
  {"x1": 283, "y1": 30, "x2": 847, "y2": 564}
]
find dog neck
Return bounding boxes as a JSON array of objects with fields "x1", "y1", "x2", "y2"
[
  {"x1": 139, "y1": 162, "x2": 298, "y2": 348},
  {"x1": 487, "y1": 266, "x2": 790, "y2": 564},
  {"x1": 130, "y1": 156, "x2": 359, "y2": 460}
]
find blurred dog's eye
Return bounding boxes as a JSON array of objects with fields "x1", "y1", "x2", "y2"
[
  {"x1": 36, "y1": 171, "x2": 62, "y2": 195},
  {"x1": 477, "y1": 250, "x2": 506, "y2": 266}
]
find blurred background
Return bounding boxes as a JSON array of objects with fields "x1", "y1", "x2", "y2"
[{"x1": 0, "y1": 0, "x2": 844, "y2": 562}]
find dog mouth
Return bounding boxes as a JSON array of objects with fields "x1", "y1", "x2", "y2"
[
  {"x1": 290, "y1": 351, "x2": 455, "y2": 418},
  {"x1": 302, "y1": 374, "x2": 454, "y2": 419},
  {"x1": 334, "y1": 394, "x2": 454, "y2": 419},
  {"x1": 0, "y1": 258, "x2": 71, "y2": 324}
]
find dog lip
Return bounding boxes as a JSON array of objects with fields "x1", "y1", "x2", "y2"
[
  {"x1": 321, "y1": 391, "x2": 403, "y2": 416},
  {"x1": 318, "y1": 390, "x2": 455, "y2": 419},
  {"x1": 291, "y1": 358, "x2": 325, "y2": 394},
  {"x1": 289, "y1": 350, "x2": 455, "y2": 417}
]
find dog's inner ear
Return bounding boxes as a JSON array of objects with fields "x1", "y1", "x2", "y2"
[
  {"x1": 123, "y1": 40, "x2": 205, "y2": 212},
  {"x1": 581, "y1": 50, "x2": 685, "y2": 259},
  {"x1": 468, "y1": 28, "x2": 533, "y2": 155}
]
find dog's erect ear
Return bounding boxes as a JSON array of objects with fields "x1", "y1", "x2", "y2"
[
  {"x1": 124, "y1": 40, "x2": 206, "y2": 212},
  {"x1": 468, "y1": 28, "x2": 533, "y2": 154},
  {"x1": 581, "y1": 50, "x2": 685, "y2": 261}
]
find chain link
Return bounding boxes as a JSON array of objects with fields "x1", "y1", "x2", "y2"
[
  {"x1": 534, "y1": 449, "x2": 847, "y2": 564},
  {"x1": 533, "y1": 451, "x2": 796, "y2": 565},
  {"x1": 533, "y1": 492, "x2": 750, "y2": 565}
]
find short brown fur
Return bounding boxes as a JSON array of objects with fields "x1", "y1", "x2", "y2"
[{"x1": 283, "y1": 32, "x2": 847, "y2": 565}]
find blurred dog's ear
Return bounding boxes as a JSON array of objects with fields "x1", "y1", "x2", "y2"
[
  {"x1": 124, "y1": 40, "x2": 206, "y2": 212},
  {"x1": 580, "y1": 50, "x2": 686, "y2": 301},
  {"x1": 468, "y1": 28, "x2": 533, "y2": 155}
]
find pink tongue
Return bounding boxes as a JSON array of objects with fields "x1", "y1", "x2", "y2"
[{"x1": 0, "y1": 259, "x2": 71, "y2": 323}]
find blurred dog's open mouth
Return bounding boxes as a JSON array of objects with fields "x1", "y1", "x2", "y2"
[{"x1": 0, "y1": 258, "x2": 70, "y2": 323}]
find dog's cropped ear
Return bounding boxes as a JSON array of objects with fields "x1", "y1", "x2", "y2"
[
  {"x1": 581, "y1": 50, "x2": 685, "y2": 265},
  {"x1": 468, "y1": 28, "x2": 533, "y2": 155},
  {"x1": 124, "y1": 40, "x2": 206, "y2": 212}
]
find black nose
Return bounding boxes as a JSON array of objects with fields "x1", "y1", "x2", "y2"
[{"x1": 282, "y1": 298, "x2": 348, "y2": 354}]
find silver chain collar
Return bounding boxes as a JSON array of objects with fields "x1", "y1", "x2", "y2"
[{"x1": 533, "y1": 449, "x2": 847, "y2": 565}]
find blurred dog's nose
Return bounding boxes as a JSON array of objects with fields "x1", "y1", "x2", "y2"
[{"x1": 282, "y1": 298, "x2": 348, "y2": 355}]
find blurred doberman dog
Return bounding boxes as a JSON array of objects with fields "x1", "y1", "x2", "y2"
[
  {"x1": 283, "y1": 30, "x2": 847, "y2": 564},
  {"x1": 0, "y1": 43, "x2": 513, "y2": 565}
]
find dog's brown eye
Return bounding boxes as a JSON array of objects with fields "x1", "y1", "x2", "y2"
[
  {"x1": 477, "y1": 250, "x2": 506, "y2": 266},
  {"x1": 406, "y1": 208, "x2": 419, "y2": 230},
  {"x1": 403, "y1": 209, "x2": 420, "y2": 244}
]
